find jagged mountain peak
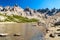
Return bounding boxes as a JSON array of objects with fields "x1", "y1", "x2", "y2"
[
  {"x1": 24, "y1": 6, "x2": 34, "y2": 12},
  {"x1": 14, "y1": 4, "x2": 19, "y2": 7},
  {"x1": 24, "y1": 7, "x2": 30, "y2": 11}
]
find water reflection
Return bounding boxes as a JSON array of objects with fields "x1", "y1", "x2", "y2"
[
  {"x1": 30, "y1": 32, "x2": 44, "y2": 40},
  {"x1": 30, "y1": 25, "x2": 44, "y2": 40},
  {"x1": 0, "y1": 23, "x2": 44, "y2": 40}
]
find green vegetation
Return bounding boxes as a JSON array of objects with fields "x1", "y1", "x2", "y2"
[{"x1": 0, "y1": 13, "x2": 39, "y2": 23}]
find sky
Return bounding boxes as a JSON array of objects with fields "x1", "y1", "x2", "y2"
[{"x1": 0, "y1": 0, "x2": 60, "y2": 9}]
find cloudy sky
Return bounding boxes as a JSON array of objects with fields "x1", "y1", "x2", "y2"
[{"x1": 0, "y1": 0, "x2": 60, "y2": 9}]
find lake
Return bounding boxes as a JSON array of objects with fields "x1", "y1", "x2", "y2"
[{"x1": 0, "y1": 22, "x2": 45, "y2": 40}]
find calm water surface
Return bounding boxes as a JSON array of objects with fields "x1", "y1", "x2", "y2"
[{"x1": 0, "y1": 23, "x2": 44, "y2": 40}]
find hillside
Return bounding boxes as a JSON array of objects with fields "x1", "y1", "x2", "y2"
[{"x1": 0, "y1": 13, "x2": 38, "y2": 23}]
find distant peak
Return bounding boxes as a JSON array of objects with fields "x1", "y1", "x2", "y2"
[
  {"x1": 14, "y1": 4, "x2": 19, "y2": 7},
  {"x1": 24, "y1": 7, "x2": 30, "y2": 11}
]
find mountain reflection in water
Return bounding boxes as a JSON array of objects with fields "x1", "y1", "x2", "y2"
[{"x1": 0, "y1": 23, "x2": 44, "y2": 40}]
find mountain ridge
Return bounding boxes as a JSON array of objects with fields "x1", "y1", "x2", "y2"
[{"x1": 0, "y1": 5, "x2": 60, "y2": 23}]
